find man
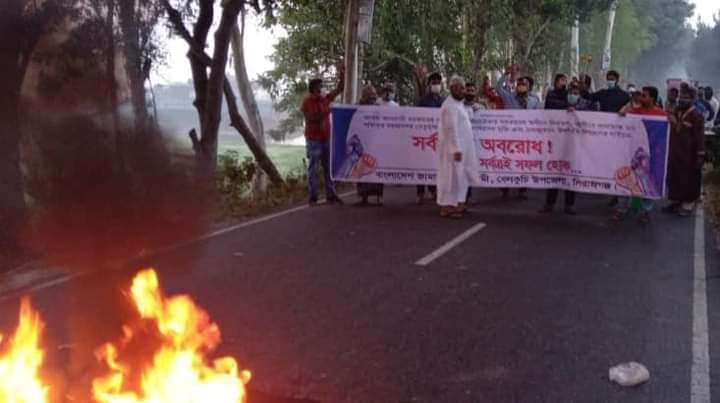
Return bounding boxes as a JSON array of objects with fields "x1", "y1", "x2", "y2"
[
  {"x1": 497, "y1": 68, "x2": 542, "y2": 110},
  {"x1": 583, "y1": 70, "x2": 630, "y2": 113},
  {"x1": 544, "y1": 74, "x2": 568, "y2": 110},
  {"x1": 578, "y1": 74, "x2": 598, "y2": 111},
  {"x1": 665, "y1": 87, "x2": 679, "y2": 114},
  {"x1": 700, "y1": 87, "x2": 716, "y2": 122},
  {"x1": 706, "y1": 87, "x2": 719, "y2": 122},
  {"x1": 666, "y1": 86, "x2": 705, "y2": 217},
  {"x1": 463, "y1": 82, "x2": 485, "y2": 203},
  {"x1": 415, "y1": 72, "x2": 445, "y2": 204},
  {"x1": 497, "y1": 67, "x2": 541, "y2": 198},
  {"x1": 378, "y1": 84, "x2": 399, "y2": 107},
  {"x1": 481, "y1": 76, "x2": 504, "y2": 109},
  {"x1": 355, "y1": 85, "x2": 384, "y2": 206},
  {"x1": 540, "y1": 75, "x2": 577, "y2": 215},
  {"x1": 437, "y1": 76, "x2": 480, "y2": 218},
  {"x1": 464, "y1": 82, "x2": 485, "y2": 116},
  {"x1": 614, "y1": 86, "x2": 666, "y2": 223},
  {"x1": 301, "y1": 75, "x2": 344, "y2": 205}
]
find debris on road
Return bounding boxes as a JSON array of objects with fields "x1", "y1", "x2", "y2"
[{"x1": 609, "y1": 362, "x2": 650, "y2": 386}]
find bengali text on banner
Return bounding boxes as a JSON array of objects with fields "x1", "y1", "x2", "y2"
[{"x1": 331, "y1": 106, "x2": 670, "y2": 199}]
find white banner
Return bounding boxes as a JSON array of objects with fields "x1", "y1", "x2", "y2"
[{"x1": 331, "y1": 106, "x2": 670, "y2": 199}]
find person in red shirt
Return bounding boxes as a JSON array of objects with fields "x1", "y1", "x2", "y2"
[
  {"x1": 301, "y1": 75, "x2": 344, "y2": 205},
  {"x1": 624, "y1": 86, "x2": 667, "y2": 116},
  {"x1": 614, "y1": 86, "x2": 666, "y2": 223}
]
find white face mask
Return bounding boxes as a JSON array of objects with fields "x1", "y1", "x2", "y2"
[
  {"x1": 431, "y1": 84, "x2": 442, "y2": 94},
  {"x1": 320, "y1": 88, "x2": 328, "y2": 96}
]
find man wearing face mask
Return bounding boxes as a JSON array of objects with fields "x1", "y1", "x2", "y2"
[
  {"x1": 378, "y1": 84, "x2": 399, "y2": 107},
  {"x1": 665, "y1": 86, "x2": 706, "y2": 217},
  {"x1": 496, "y1": 67, "x2": 542, "y2": 110},
  {"x1": 415, "y1": 72, "x2": 445, "y2": 203},
  {"x1": 496, "y1": 66, "x2": 541, "y2": 199},
  {"x1": 540, "y1": 74, "x2": 578, "y2": 214},
  {"x1": 583, "y1": 70, "x2": 630, "y2": 113}
]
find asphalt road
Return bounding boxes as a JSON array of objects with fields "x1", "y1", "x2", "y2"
[{"x1": 0, "y1": 187, "x2": 718, "y2": 403}]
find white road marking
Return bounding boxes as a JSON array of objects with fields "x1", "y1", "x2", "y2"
[
  {"x1": 415, "y1": 223, "x2": 486, "y2": 266},
  {"x1": 1, "y1": 191, "x2": 355, "y2": 297},
  {"x1": 691, "y1": 207, "x2": 710, "y2": 403}
]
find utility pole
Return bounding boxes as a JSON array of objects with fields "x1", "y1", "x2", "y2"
[
  {"x1": 570, "y1": 17, "x2": 580, "y2": 78},
  {"x1": 343, "y1": 0, "x2": 375, "y2": 104},
  {"x1": 601, "y1": 0, "x2": 619, "y2": 74},
  {"x1": 343, "y1": 0, "x2": 360, "y2": 104}
]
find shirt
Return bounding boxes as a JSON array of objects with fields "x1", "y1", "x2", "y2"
[
  {"x1": 378, "y1": 99, "x2": 399, "y2": 107},
  {"x1": 496, "y1": 76, "x2": 542, "y2": 110},
  {"x1": 585, "y1": 87, "x2": 631, "y2": 113},
  {"x1": 416, "y1": 93, "x2": 445, "y2": 108},
  {"x1": 627, "y1": 105, "x2": 667, "y2": 116},
  {"x1": 302, "y1": 94, "x2": 335, "y2": 142}
]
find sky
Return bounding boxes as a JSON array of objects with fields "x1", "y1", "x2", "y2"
[{"x1": 154, "y1": 0, "x2": 719, "y2": 86}]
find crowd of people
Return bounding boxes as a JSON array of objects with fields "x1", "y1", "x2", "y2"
[{"x1": 301, "y1": 65, "x2": 719, "y2": 222}]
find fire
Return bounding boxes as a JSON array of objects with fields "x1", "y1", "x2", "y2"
[
  {"x1": 93, "y1": 269, "x2": 251, "y2": 403},
  {"x1": 0, "y1": 298, "x2": 48, "y2": 403}
]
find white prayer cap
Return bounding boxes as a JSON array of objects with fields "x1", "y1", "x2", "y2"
[{"x1": 449, "y1": 75, "x2": 466, "y2": 87}]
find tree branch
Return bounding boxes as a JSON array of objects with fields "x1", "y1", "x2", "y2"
[{"x1": 161, "y1": 0, "x2": 284, "y2": 186}]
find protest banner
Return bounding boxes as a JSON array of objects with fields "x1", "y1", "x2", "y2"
[{"x1": 331, "y1": 106, "x2": 669, "y2": 199}]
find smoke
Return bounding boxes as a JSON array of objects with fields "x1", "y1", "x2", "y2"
[{"x1": 20, "y1": 114, "x2": 214, "y2": 272}]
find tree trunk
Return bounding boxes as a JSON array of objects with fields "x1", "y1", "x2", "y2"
[
  {"x1": 199, "y1": 0, "x2": 244, "y2": 172},
  {"x1": 343, "y1": 0, "x2": 360, "y2": 103},
  {"x1": 601, "y1": 0, "x2": 619, "y2": 75},
  {"x1": 0, "y1": 2, "x2": 29, "y2": 260},
  {"x1": 223, "y1": 80, "x2": 284, "y2": 187},
  {"x1": 118, "y1": 0, "x2": 148, "y2": 132},
  {"x1": 231, "y1": 11, "x2": 267, "y2": 193},
  {"x1": 570, "y1": 18, "x2": 580, "y2": 78},
  {"x1": 161, "y1": 0, "x2": 284, "y2": 186},
  {"x1": 188, "y1": 0, "x2": 214, "y2": 134},
  {"x1": 105, "y1": 0, "x2": 123, "y2": 164}
]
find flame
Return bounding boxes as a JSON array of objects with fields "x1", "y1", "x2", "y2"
[
  {"x1": 0, "y1": 298, "x2": 48, "y2": 403},
  {"x1": 93, "y1": 269, "x2": 251, "y2": 403}
]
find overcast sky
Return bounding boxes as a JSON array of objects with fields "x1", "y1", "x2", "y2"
[{"x1": 153, "y1": 0, "x2": 719, "y2": 85}]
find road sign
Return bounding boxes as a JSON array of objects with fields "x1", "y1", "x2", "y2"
[{"x1": 357, "y1": 0, "x2": 375, "y2": 44}]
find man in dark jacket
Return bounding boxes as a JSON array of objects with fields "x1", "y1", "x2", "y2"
[
  {"x1": 583, "y1": 70, "x2": 630, "y2": 113},
  {"x1": 540, "y1": 76, "x2": 577, "y2": 214},
  {"x1": 415, "y1": 72, "x2": 445, "y2": 204},
  {"x1": 544, "y1": 74, "x2": 568, "y2": 109}
]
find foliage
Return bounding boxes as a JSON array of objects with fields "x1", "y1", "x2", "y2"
[
  {"x1": 628, "y1": 0, "x2": 695, "y2": 86},
  {"x1": 260, "y1": 0, "x2": 614, "y2": 138},
  {"x1": 578, "y1": 0, "x2": 655, "y2": 83},
  {"x1": 688, "y1": 15, "x2": 720, "y2": 88},
  {"x1": 215, "y1": 150, "x2": 309, "y2": 218}
]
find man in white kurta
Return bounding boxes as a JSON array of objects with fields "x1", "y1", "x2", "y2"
[{"x1": 437, "y1": 75, "x2": 480, "y2": 216}]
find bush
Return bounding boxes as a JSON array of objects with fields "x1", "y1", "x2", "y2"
[{"x1": 216, "y1": 150, "x2": 309, "y2": 219}]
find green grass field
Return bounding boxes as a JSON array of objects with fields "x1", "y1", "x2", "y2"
[{"x1": 218, "y1": 136, "x2": 306, "y2": 175}]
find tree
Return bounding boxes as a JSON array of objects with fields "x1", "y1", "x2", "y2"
[
  {"x1": 629, "y1": 0, "x2": 695, "y2": 86},
  {"x1": 161, "y1": 0, "x2": 284, "y2": 185},
  {"x1": 580, "y1": 0, "x2": 655, "y2": 84},
  {"x1": 117, "y1": 0, "x2": 165, "y2": 132},
  {"x1": 231, "y1": 9, "x2": 268, "y2": 192},
  {"x1": 687, "y1": 15, "x2": 720, "y2": 88},
  {"x1": 0, "y1": 0, "x2": 76, "y2": 261}
]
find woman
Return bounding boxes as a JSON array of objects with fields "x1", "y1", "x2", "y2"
[{"x1": 355, "y1": 85, "x2": 384, "y2": 206}]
